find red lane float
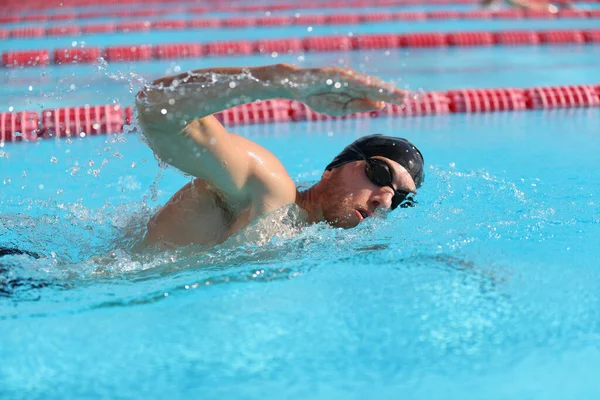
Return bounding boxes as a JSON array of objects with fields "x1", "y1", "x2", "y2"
[
  {"x1": 129, "y1": 9, "x2": 160, "y2": 18},
  {"x1": 204, "y1": 41, "x2": 253, "y2": 56},
  {"x1": 461, "y1": 10, "x2": 493, "y2": 19},
  {"x1": 327, "y1": 14, "x2": 361, "y2": 25},
  {"x1": 116, "y1": 21, "x2": 151, "y2": 33},
  {"x1": 21, "y1": 14, "x2": 47, "y2": 22},
  {"x1": 53, "y1": 47, "x2": 101, "y2": 64},
  {"x1": 584, "y1": 30, "x2": 600, "y2": 43},
  {"x1": 189, "y1": 19, "x2": 222, "y2": 29},
  {"x1": 0, "y1": 16, "x2": 20, "y2": 23},
  {"x1": 448, "y1": 89, "x2": 527, "y2": 113},
  {"x1": 2, "y1": 50, "x2": 49, "y2": 67},
  {"x1": 82, "y1": 23, "x2": 116, "y2": 34},
  {"x1": 399, "y1": 33, "x2": 447, "y2": 47},
  {"x1": 558, "y1": 9, "x2": 590, "y2": 18},
  {"x1": 0, "y1": 29, "x2": 8, "y2": 40},
  {"x1": 214, "y1": 100, "x2": 291, "y2": 126},
  {"x1": 525, "y1": 10, "x2": 557, "y2": 19},
  {"x1": 49, "y1": 12, "x2": 76, "y2": 21},
  {"x1": 255, "y1": 38, "x2": 303, "y2": 54},
  {"x1": 223, "y1": 17, "x2": 256, "y2": 28},
  {"x1": 448, "y1": 32, "x2": 495, "y2": 46},
  {"x1": 41, "y1": 105, "x2": 123, "y2": 138},
  {"x1": 2, "y1": 87, "x2": 600, "y2": 142},
  {"x1": 10, "y1": 27, "x2": 45, "y2": 38},
  {"x1": 525, "y1": 85, "x2": 600, "y2": 109},
  {"x1": 78, "y1": 11, "x2": 105, "y2": 19},
  {"x1": 0, "y1": 112, "x2": 39, "y2": 142},
  {"x1": 394, "y1": 12, "x2": 427, "y2": 21},
  {"x1": 256, "y1": 16, "x2": 293, "y2": 26},
  {"x1": 153, "y1": 20, "x2": 187, "y2": 31},
  {"x1": 188, "y1": 6, "x2": 208, "y2": 14},
  {"x1": 539, "y1": 30, "x2": 585, "y2": 44},
  {"x1": 154, "y1": 43, "x2": 202, "y2": 60},
  {"x1": 304, "y1": 35, "x2": 353, "y2": 52},
  {"x1": 383, "y1": 92, "x2": 451, "y2": 116},
  {"x1": 492, "y1": 9, "x2": 525, "y2": 19},
  {"x1": 293, "y1": 15, "x2": 327, "y2": 25},
  {"x1": 427, "y1": 10, "x2": 461, "y2": 20},
  {"x1": 103, "y1": 45, "x2": 152, "y2": 62},
  {"x1": 494, "y1": 31, "x2": 540, "y2": 45},
  {"x1": 352, "y1": 34, "x2": 399, "y2": 50},
  {"x1": 46, "y1": 25, "x2": 81, "y2": 36},
  {"x1": 361, "y1": 13, "x2": 394, "y2": 22}
]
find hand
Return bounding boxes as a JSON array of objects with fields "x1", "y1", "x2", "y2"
[{"x1": 283, "y1": 65, "x2": 407, "y2": 116}]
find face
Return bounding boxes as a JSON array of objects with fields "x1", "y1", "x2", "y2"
[{"x1": 319, "y1": 156, "x2": 417, "y2": 228}]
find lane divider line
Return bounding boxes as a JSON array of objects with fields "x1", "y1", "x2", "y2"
[
  {"x1": 1, "y1": 84, "x2": 599, "y2": 143},
  {"x1": 2, "y1": 29, "x2": 600, "y2": 69},
  {"x1": 3, "y1": 9, "x2": 600, "y2": 37}
]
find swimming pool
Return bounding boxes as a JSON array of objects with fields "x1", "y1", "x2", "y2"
[{"x1": 2, "y1": 1, "x2": 600, "y2": 399}]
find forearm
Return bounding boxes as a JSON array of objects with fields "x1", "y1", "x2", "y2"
[{"x1": 136, "y1": 63, "x2": 295, "y2": 126}]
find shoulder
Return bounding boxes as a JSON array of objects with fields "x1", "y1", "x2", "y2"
[{"x1": 228, "y1": 133, "x2": 297, "y2": 208}]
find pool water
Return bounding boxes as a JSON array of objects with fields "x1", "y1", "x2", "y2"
[{"x1": 2, "y1": 2, "x2": 600, "y2": 399}]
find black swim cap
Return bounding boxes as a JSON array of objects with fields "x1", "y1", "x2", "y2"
[{"x1": 325, "y1": 134, "x2": 424, "y2": 188}]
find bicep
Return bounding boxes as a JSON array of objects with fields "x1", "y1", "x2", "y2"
[{"x1": 139, "y1": 111, "x2": 253, "y2": 204}]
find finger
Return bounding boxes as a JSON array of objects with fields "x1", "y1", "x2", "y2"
[
  {"x1": 344, "y1": 99, "x2": 385, "y2": 114},
  {"x1": 338, "y1": 72, "x2": 407, "y2": 104}
]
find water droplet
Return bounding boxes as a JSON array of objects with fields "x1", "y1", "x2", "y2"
[
  {"x1": 334, "y1": 82, "x2": 341, "y2": 89},
  {"x1": 8, "y1": 106, "x2": 13, "y2": 112},
  {"x1": 38, "y1": 184, "x2": 44, "y2": 190},
  {"x1": 326, "y1": 79, "x2": 333, "y2": 85},
  {"x1": 161, "y1": 109, "x2": 167, "y2": 115},
  {"x1": 28, "y1": 86, "x2": 33, "y2": 91},
  {"x1": 3, "y1": 178, "x2": 10, "y2": 185},
  {"x1": 228, "y1": 82, "x2": 236, "y2": 89},
  {"x1": 50, "y1": 156, "x2": 58, "y2": 163},
  {"x1": 307, "y1": 26, "x2": 313, "y2": 32}
]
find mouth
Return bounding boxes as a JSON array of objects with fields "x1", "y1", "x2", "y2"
[{"x1": 355, "y1": 209, "x2": 369, "y2": 223}]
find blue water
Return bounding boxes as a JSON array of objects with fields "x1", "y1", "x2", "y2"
[{"x1": 2, "y1": 3, "x2": 600, "y2": 399}]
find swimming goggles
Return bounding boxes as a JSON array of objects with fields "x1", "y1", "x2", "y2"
[
  {"x1": 365, "y1": 158, "x2": 416, "y2": 210},
  {"x1": 348, "y1": 144, "x2": 416, "y2": 210}
]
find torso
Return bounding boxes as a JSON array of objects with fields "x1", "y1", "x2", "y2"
[{"x1": 142, "y1": 136, "x2": 298, "y2": 250}]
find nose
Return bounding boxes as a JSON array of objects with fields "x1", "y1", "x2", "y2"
[{"x1": 368, "y1": 188, "x2": 393, "y2": 211}]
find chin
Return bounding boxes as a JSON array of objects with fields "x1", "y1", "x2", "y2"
[{"x1": 326, "y1": 211, "x2": 359, "y2": 229}]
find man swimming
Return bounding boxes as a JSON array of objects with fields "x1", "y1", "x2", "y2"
[{"x1": 135, "y1": 63, "x2": 424, "y2": 250}]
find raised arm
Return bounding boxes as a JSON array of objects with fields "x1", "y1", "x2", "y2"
[{"x1": 135, "y1": 63, "x2": 406, "y2": 206}]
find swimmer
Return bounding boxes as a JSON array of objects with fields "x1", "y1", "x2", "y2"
[
  {"x1": 135, "y1": 63, "x2": 424, "y2": 250},
  {"x1": 480, "y1": 0, "x2": 573, "y2": 12}
]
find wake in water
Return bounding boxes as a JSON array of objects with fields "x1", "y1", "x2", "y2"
[{"x1": 0, "y1": 162, "x2": 529, "y2": 316}]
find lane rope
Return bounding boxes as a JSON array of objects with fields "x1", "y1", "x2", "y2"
[
  {"x1": 2, "y1": 28, "x2": 599, "y2": 68},
  {"x1": 2, "y1": 8, "x2": 600, "y2": 37},
  {"x1": 2, "y1": 84, "x2": 599, "y2": 142}
]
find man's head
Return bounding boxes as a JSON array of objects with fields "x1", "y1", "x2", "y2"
[{"x1": 316, "y1": 134, "x2": 424, "y2": 228}]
